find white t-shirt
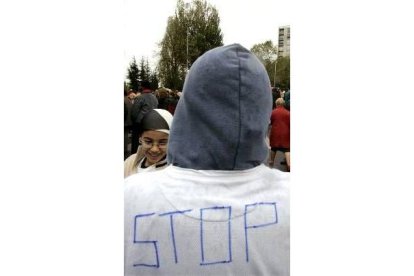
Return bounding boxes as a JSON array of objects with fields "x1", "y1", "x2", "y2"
[{"x1": 124, "y1": 164, "x2": 290, "y2": 276}]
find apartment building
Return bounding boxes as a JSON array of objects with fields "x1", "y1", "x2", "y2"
[{"x1": 278, "y1": 26, "x2": 290, "y2": 57}]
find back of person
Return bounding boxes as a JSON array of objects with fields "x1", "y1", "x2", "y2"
[
  {"x1": 131, "y1": 92, "x2": 158, "y2": 125},
  {"x1": 165, "y1": 91, "x2": 179, "y2": 115},
  {"x1": 124, "y1": 44, "x2": 289, "y2": 276},
  {"x1": 124, "y1": 165, "x2": 289, "y2": 275},
  {"x1": 270, "y1": 103, "x2": 290, "y2": 149}
]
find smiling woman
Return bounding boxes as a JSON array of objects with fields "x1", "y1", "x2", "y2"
[
  {"x1": 124, "y1": 109, "x2": 174, "y2": 178},
  {"x1": 140, "y1": 131, "x2": 169, "y2": 166}
]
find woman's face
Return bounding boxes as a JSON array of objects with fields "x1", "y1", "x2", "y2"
[{"x1": 139, "y1": 130, "x2": 169, "y2": 166}]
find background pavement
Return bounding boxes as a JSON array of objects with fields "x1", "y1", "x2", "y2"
[{"x1": 268, "y1": 149, "x2": 289, "y2": 172}]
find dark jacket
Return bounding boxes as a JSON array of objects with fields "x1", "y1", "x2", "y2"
[
  {"x1": 283, "y1": 90, "x2": 290, "y2": 110},
  {"x1": 272, "y1": 88, "x2": 281, "y2": 109},
  {"x1": 124, "y1": 96, "x2": 133, "y2": 127},
  {"x1": 130, "y1": 90, "x2": 158, "y2": 124}
]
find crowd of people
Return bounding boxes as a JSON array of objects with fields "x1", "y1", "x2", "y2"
[
  {"x1": 124, "y1": 83, "x2": 181, "y2": 161},
  {"x1": 124, "y1": 84, "x2": 291, "y2": 173},
  {"x1": 124, "y1": 44, "x2": 290, "y2": 275}
]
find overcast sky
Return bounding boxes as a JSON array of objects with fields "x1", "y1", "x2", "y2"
[{"x1": 124, "y1": 0, "x2": 293, "y2": 70}]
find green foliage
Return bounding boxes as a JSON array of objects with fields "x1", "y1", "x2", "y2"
[
  {"x1": 127, "y1": 57, "x2": 140, "y2": 91},
  {"x1": 187, "y1": 0, "x2": 223, "y2": 67},
  {"x1": 149, "y1": 71, "x2": 159, "y2": 90},
  {"x1": 251, "y1": 40, "x2": 278, "y2": 64},
  {"x1": 138, "y1": 57, "x2": 152, "y2": 84},
  {"x1": 250, "y1": 41, "x2": 278, "y2": 87},
  {"x1": 158, "y1": 0, "x2": 223, "y2": 90},
  {"x1": 126, "y1": 56, "x2": 159, "y2": 91},
  {"x1": 250, "y1": 40, "x2": 289, "y2": 89},
  {"x1": 276, "y1": 56, "x2": 290, "y2": 90}
]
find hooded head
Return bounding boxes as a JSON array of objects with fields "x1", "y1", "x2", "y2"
[{"x1": 167, "y1": 44, "x2": 272, "y2": 170}]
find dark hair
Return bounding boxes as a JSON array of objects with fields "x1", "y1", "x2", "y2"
[{"x1": 141, "y1": 81, "x2": 151, "y2": 89}]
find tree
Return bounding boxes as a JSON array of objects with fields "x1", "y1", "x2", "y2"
[
  {"x1": 187, "y1": 0, "x2": 223, "y2": 67},
  {"x1": 250, "y1": 41, "x2": 278, "y2": 87},
  {"x1": 149, "y1": 71, "x2": 159, "y2": 90},
  {"x1": 158, "y1": 0, "x2": 223, "y2": 90},
  {"x1": 251, "y1": 40, "x2": 278, "y2": 64},
  {"x1": 126, "y1": 56, "x2": 159, "y2": 91},
  {"x1": 127, "y1": 57, "x2": 140, "y2": 91},
  {"x1": 250, "y1": 40, "x2": 290, "y2": 89},
  {"x1": 139, "y1": 57, "x2": 149, "y2": 83},
  {"x1": 276, "y1": 56, "x2": 290, "y2": 90}
]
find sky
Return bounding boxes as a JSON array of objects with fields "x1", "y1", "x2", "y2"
[{"x1": 124, "y1": 0, "x2": 293, "y2": 70}]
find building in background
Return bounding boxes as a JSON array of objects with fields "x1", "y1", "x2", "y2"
[{"x1": 278, "y1": 26, "x2": 290, "y2": 57}]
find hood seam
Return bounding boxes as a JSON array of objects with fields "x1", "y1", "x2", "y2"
[{"x1": 232, "y1": 48, "x2": 242, "y2": 169}]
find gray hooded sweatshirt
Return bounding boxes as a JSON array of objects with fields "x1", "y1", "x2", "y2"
[{"x1": 167, "y1": 43, "x2": 272, "y2": 170}]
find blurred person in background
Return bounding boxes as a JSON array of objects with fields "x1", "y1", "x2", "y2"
[
  {"x1": 124, "y1": 90, "x2": 136, "y2": 160},
  {"x1": 130, "y1": 81, "x2": 158, "y2": 155},
  {"x1": 268, "y1": 97, "x2": 290, "y2": 171}
]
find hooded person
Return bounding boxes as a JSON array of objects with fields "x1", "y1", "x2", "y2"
[
  {"x1": 124, "y1": 108, "x2": 173, "y2": 177},
  {"x1": 124, "y1": 44, "x2": 290, "y2": 275}
]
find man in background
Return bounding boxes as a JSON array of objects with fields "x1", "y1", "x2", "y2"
[{"x1": 130, "y1": 81, "x2": 158, "y2": 155}]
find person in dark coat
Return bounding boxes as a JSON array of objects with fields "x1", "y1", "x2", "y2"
[
  {"x1": 165, "y1": 90, "x2": 179, "y2": 115},
  {"x1": 155, "y1": 87, "x2": 170, "y2": 110},
  {"x1": 130, "y1": 81, "x2": 158, "y2": 155},
  {"x1": 124, "y1": 91, "x2": 135, "y2": 159},
  {"x1": 272, "y1": 87, "x2": 281, "y2": 109},
  {"x1": 283, "y1": 89, "x2": 290, "y2": 111}
]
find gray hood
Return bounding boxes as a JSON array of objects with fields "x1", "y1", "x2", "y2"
[{"x1": 167, "y1": 44, "x2": 272, "y2": 170}]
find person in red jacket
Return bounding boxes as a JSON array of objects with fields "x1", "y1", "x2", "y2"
[{"x1": 269, "y1": 98, "x2": 290, "y2": 171}]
